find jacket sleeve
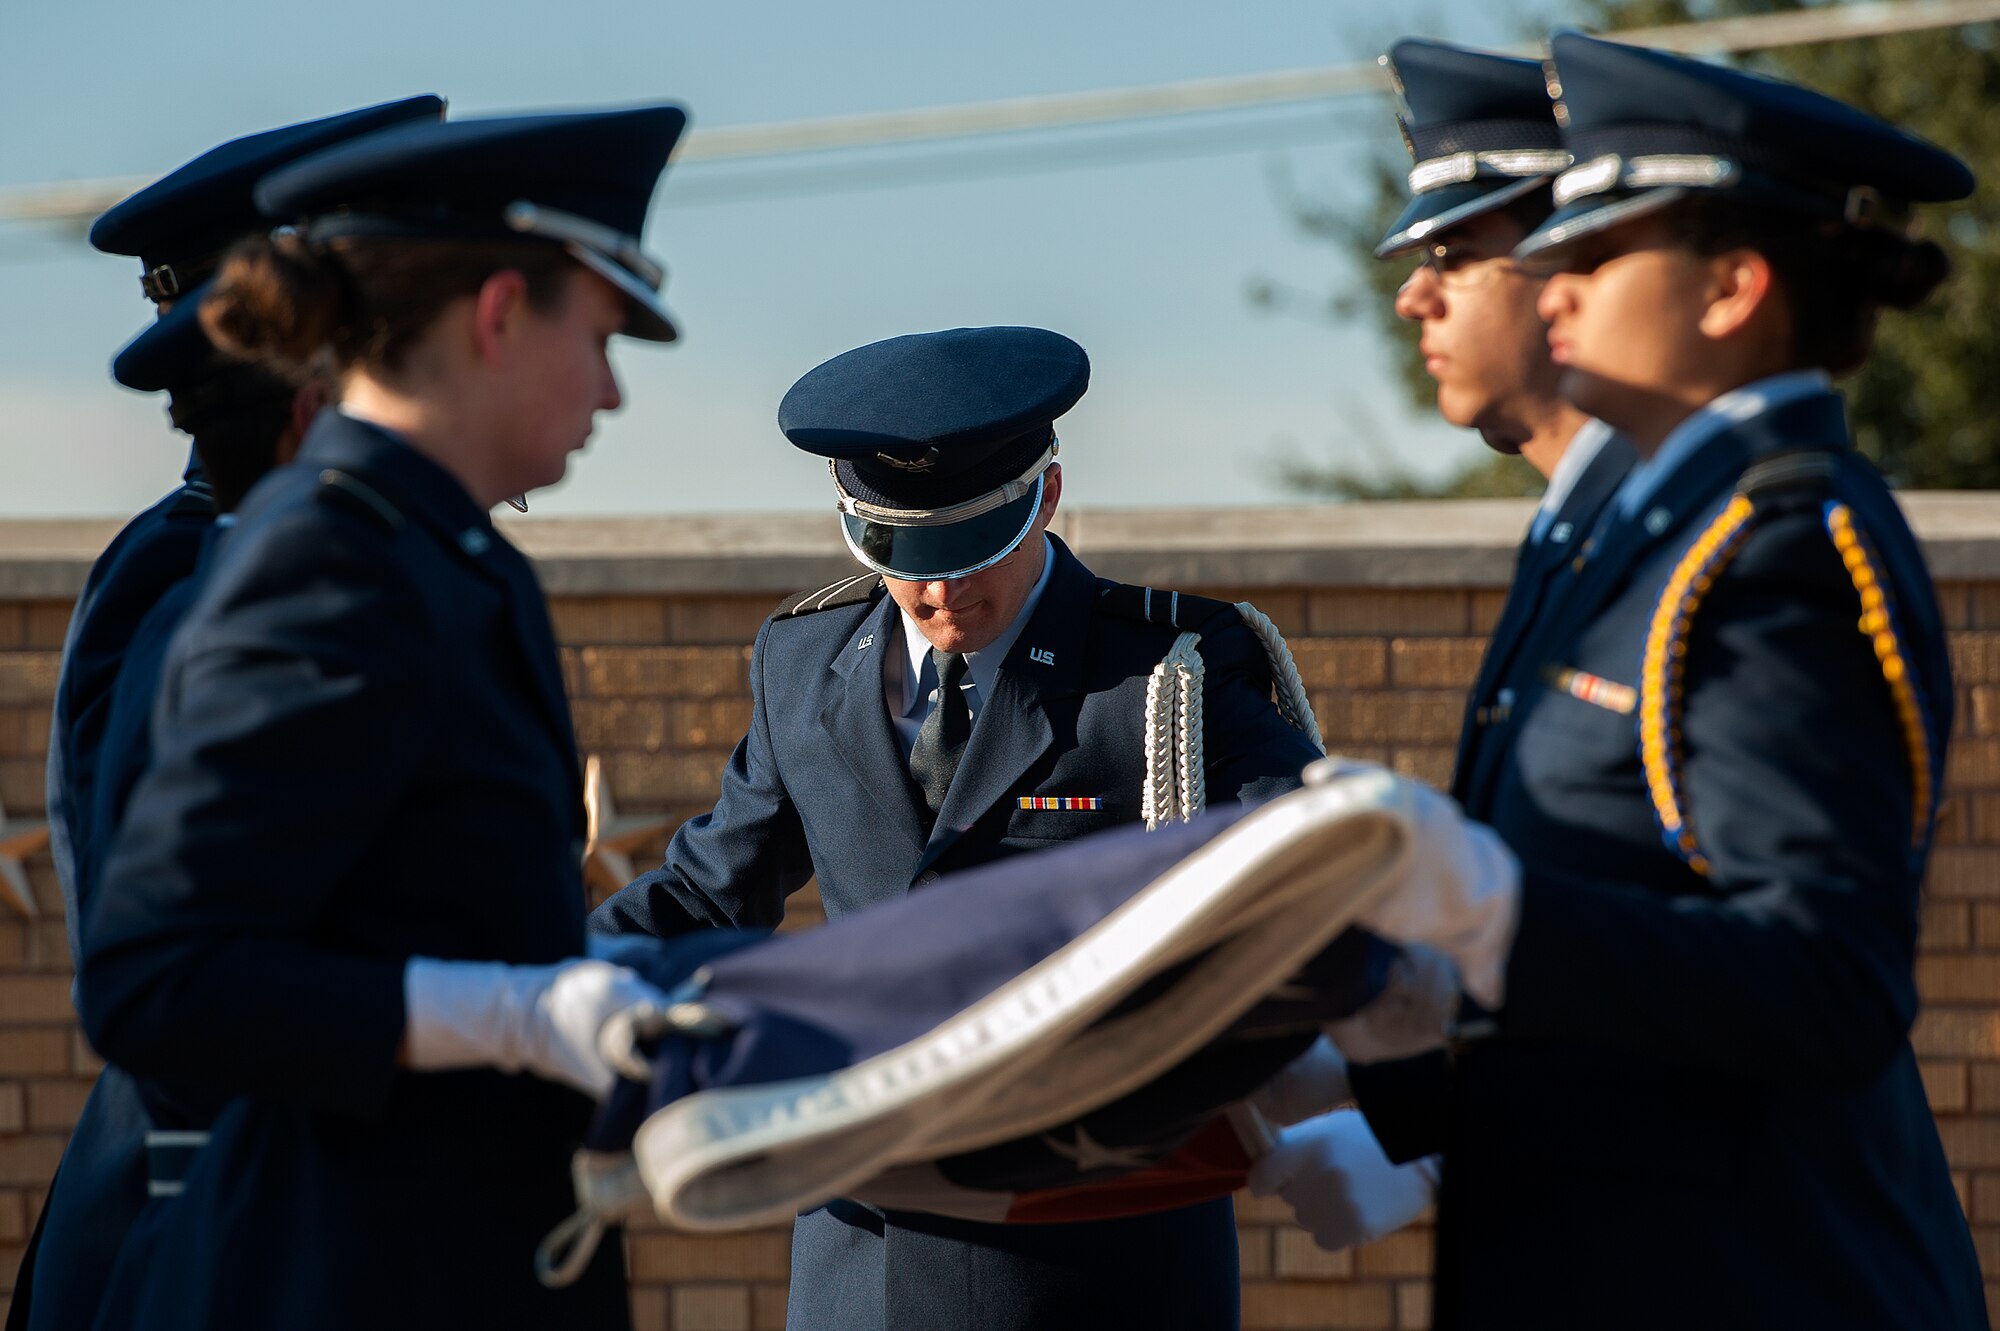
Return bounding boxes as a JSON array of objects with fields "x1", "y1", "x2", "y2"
[
  {"x1": 590, "y1": 617, "x2": 817, "y2": 937},
  {"x1": 1195, "y1": 614, "x2": 1324, "y2": 804},
  {"x1": 1501, "y1": 506, "x2": 1926, "y2": 1087},
  {"x1": 75, "y1": 580, "x2": 199, "y2": 935},
  {"x1": 48, "y1": 506, "x2": 209, "y2": 950},
  {"x1": 78, "y1": 507, "x2": 434, "y2": 1120}
]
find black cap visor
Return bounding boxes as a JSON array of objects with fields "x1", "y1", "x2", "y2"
[
  {"x1": 839, "y1": 477, "x2": 1044, "y2": 582},
  {"x1": 303, "y1": 204, "x2": 679, "y2": 343},
  {"x1": 112, "y1": 285, "x2": 220, "y2": 392},
  {"x1": 1376, "y1": 175, "x2": 1550, "y2": 258},
  {"x1": 567, "y1": 242, "x2": 678, "y2": 342},
  {"x1": 1513, "y1": 188, "x2": 1690, "y2": 268},
  {"x1": 504, "y1": 203, "x2": 677, "y2": 342}
]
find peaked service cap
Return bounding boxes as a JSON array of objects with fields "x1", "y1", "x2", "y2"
[
  {"x1": 96, "y1": 95, "x2": 446, "y2": 393},
  {"x1": 256, "y1": 104, "x2": 688, "y2": 341},
  {"x1": 1376, "y1": 39, "x2": 1568, "y2": 258},
  {"x1": 1517, "y1": 29, "x2": 1974, "y2": 261},
  {"x1": 779, "y1": 327, "x2": 1089, "y2": 581}
]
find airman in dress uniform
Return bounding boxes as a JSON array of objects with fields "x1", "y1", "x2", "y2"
[
  {"x1": 1265, "y1": 30, "x2": 1990, "y2": 1330},
  {"x1": 10, "y1": 96, "x2": 443, "y2": 1331},
  {"x1": 1249, "y1": 39, "x2": 1645, "y2": 1248},
  {"x1": 46, "y1": 96, "x2": 442, "y2": 949},
  {"x1": 1368, "y1": 38, "x2": 1639, "y2": 804},
  {"x1": 590, "y1": 325, "x2": 1329, "y2": 1331},
  {"x1": 73, "y1": 104, "x2": 696, "y2": 1331}
]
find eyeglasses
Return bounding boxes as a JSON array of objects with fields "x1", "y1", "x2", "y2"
[{"x1": 1410, "y1": 242, "x2": 1525, "y2": 290}]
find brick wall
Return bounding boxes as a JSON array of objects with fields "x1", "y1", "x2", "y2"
[{"x1": 2, "y1": 578, "x2": 1997, "y2": 1330}]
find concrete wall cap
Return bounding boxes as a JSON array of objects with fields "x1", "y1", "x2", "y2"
[{"x1": 3, "y1": 494, "x2": 1998, "y2": 597}]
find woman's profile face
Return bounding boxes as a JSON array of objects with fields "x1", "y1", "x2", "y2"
[
  {"x1": 1533, "y1": 215, "x2": 1724, "y2": 447},
  {"x1": 491, "y1": 267, "x2": 629, "y2": 495}
]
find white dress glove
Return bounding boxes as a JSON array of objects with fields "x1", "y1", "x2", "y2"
[
  {"x1": 1325, "y1": 943, "x2": 1459, "y2": 1064},
  {"x1": 1250, "y1": 1034, "x2": 1351, "y2": 1128},
  {"x1": 1248, "y1": 1109, "x2": 1440, "y2": 1252},
  {"x1": 403, "y1": 957, "x2": 668, "y2": 1098},
  {"x1": 1360, "y1": 777, "x2": 1521, "y2": 1009}
]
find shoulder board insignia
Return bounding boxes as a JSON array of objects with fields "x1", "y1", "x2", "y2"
[
  {"x1": 1738, "y1": 449, "x2": 1838, "y2": 505},
  {"x1": 773, "y1": 572, "x2": 884, "y2": 620},
  {"x1": 168, "y1": 479, "x2": 217, "y2": 519},
  {"x1": 313, "y1": 468, "x2": 404, "y2": 531},
  {"x1": 1094, "y1": 581, "x2": 1238, "y2": 631}
]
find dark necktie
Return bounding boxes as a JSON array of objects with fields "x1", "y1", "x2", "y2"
[{"x1": 909, "y1": 649, "x2": 971, "y2": 822}]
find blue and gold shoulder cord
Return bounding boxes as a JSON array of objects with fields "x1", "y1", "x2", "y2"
[
  {"x1": 1638, "y1": 493, "x2": 1758, "y2": 877},
  {"x1": 1635, "y1": 489, "x2": 1942, "y2": 877},
  {"x1": 1823, "y1": 501, "x2": 1940, "y2": 862}
]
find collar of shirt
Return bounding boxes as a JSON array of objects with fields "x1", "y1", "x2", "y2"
[
  {"x1": 1615, "y1": 370, "x2": 1833, "y2": 519},
  {"x1": 1527, "y1": 417, "x2": 1613, "y2": 544},
  {"x1": 896, "y1": 534, "x2": 1058, "y2": 719},
  {"x1": 335, "y1": 403, "x2": 399, "y2": 438}
]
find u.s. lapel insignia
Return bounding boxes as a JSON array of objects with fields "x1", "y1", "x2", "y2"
[
  {"x1": 1028, "y1": 647, "x2": 1055, "y2": 666},
  {"x1": 857, "y1": 634, "x2": 874, "y2": 650},
  {"x1": 1549, "y1": 520, "x2": 1574, "y2": 544}
]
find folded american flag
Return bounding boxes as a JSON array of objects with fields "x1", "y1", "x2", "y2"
[{"x1": 540, "y1": 767, "x2": 1417, "y2": 1285}]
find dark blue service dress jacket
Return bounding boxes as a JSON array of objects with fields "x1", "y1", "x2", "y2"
[
  {"x1": 45, "y1": 452, "x2": 212, "y2": 961},
  {"x1": 592, "y1": 534, "x2": 1326, "y2": 1331},
  {"x1": 1351, "y1": 427, "x2": 1635, "y2": 1163},
  {"x1": 23, "y1": 527, "x2": 231, "y2": 1331},
  {"x1": 1449, "y1": 429, "x2": 1636, "y2": 805},
  {"x1": 75, "y1": 412, "x2": 630, "y2": 1331},
  {"x1": 1381, "y1": 390, "x2": 1985, "y2": 1330},
  {"x1": 10, "y1": 454, "x2": 212, "y2": 1331}
]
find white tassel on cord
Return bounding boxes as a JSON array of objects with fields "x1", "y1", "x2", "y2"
[{"x1": 1140, "y1": 605, "x2": 1325, "y2": 832}]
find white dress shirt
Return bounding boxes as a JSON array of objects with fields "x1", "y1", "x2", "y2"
[{"x1": 884, "y1": 534, "x2": 1058, "y2": 760}]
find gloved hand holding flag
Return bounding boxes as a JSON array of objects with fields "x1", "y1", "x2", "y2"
[{"x1": 535, "y1": 763, "x2": 1508, "y2": 1286}]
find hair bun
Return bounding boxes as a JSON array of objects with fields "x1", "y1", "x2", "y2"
[
  {"x1": 198, "y1": 231, "x2": 352, "y2": 379},
  {"x1": 1864, "y1": 234, "x2": 1951, "y2": 312}
]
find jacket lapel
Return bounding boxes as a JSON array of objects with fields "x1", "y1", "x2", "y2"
[
  {"x1": 821, "y1": 595, "x2": 930, "y2": 856},
  {"x1": 915, "y1": 541, "x2": 1092, "y2": 877},
  {"x1": 1460, "y1": 394, "x2": 1850, "y2": 815},
  {"x1": 1494, "y1": 432, "x2": 1640, "y2": 678},
  {"x1": 1452, "y1": 433, "x2": 1636, "y2": 800},
  {"x1": 485, "y1": 538, "x2": 586, "y2": 802},
  {"x1": 1452, "y1": 540, "x2": 1541, "y2": 802}
]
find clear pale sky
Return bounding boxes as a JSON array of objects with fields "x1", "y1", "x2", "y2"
[{"x1": 0, "y1": 0, "x2": 1552, "y2": 518}]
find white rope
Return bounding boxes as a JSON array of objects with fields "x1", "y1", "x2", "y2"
[
  {"x1": 1178, "y1": 633, "x2": 1206, "y2": 825},
  {"x1": 1142, "y1": 631, "x2": 1206, "y2": 830},
  {"x1": 1140, "y1": 603, "x2": 1319, "y2": 832},
  {"x1": 1234, "y1": 601, "x2": 1326, "y2": 756}
]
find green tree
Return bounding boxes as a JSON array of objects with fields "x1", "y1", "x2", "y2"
[{"x1": 1275, "y1": 3, "x2": 2000, "y2": 494}]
